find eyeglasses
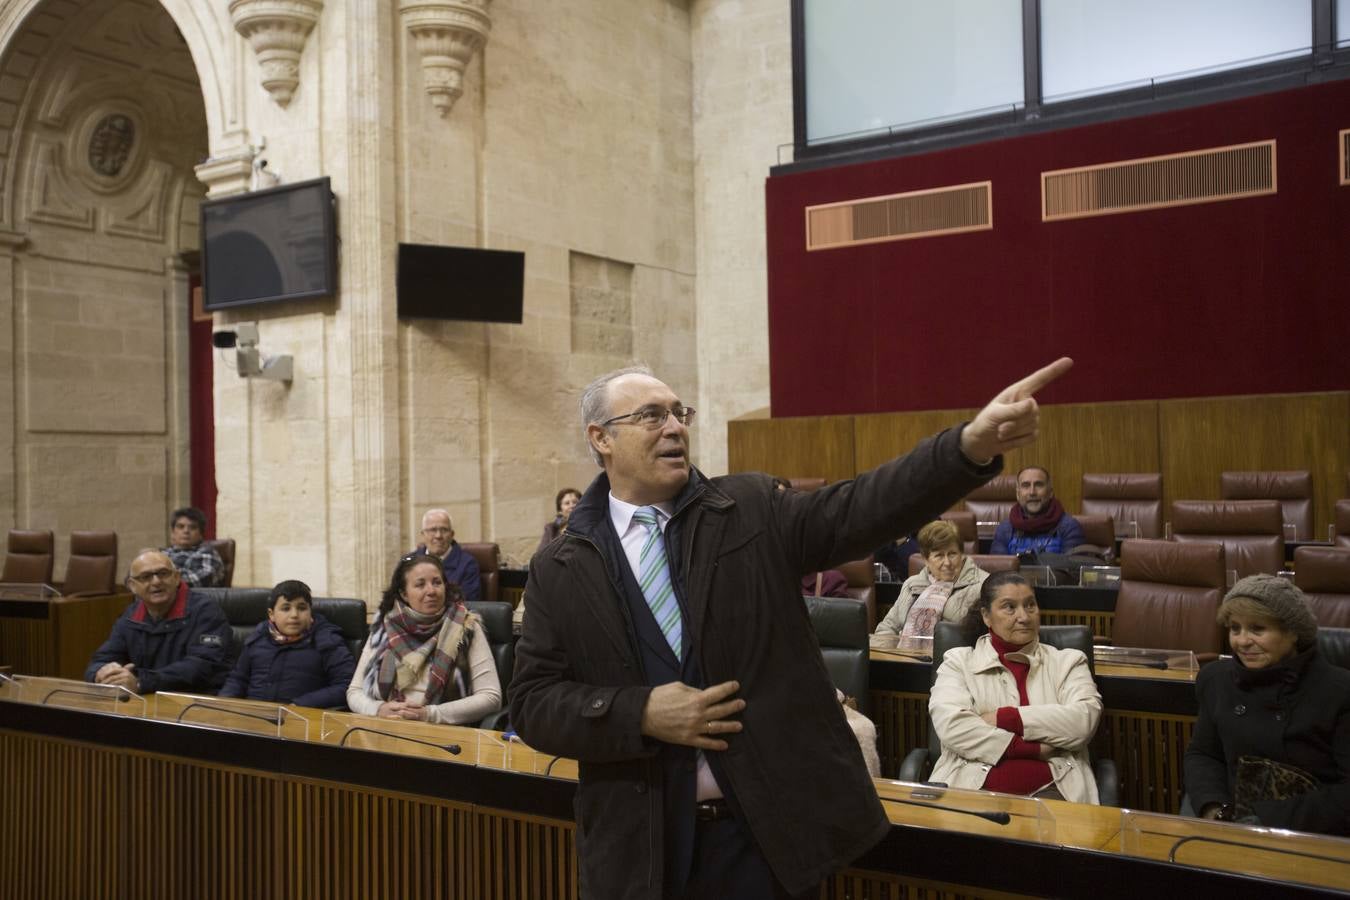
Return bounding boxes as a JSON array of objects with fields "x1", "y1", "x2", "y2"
[
  {"x1": 422, "y1": 527, "x2": 452, "y2": 535},
  {"x1": 129, "y1": 569, "x2": 177, "y2": 585},
  {"x1": 601, "y1": 405, "x2": 696, "y2": 430}
]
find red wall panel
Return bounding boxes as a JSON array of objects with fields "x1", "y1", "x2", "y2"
[{"x1": 766, "y1": 80, "x2": 1350, "y2": 416}]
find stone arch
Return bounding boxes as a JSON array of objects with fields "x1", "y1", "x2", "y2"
[{"x1": 0, "y1": 0, "x2": 214, "y2": 566}]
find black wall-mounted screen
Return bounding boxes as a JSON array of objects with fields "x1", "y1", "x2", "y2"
[
  {"x1": 397, "y1": 243, "x2": 525, "y2": 324},
  {"x1": 201, "y1": 177, "x2": 337, "y2": 311}
]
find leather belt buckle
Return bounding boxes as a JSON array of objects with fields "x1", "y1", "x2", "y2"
[{"x1": 694, "y1": 799, "x2": 730, "y2": 822}]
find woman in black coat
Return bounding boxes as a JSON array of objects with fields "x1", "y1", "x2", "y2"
[{"x1": 1184, "y1": 574, "x2": 1350, "y2": 835}]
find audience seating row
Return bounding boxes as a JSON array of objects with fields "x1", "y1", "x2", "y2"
[
  {"x1": 956, "y1": 469, "x2": 1344, "y2": 545},
  {"x1": 193, "y1": 587, "x2": 516, "y2": 725}
]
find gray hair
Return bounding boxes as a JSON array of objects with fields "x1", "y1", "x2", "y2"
[
  {"x1": 580, "y1": 364, "x2": 653, "y2": 467},
  {"x1": 421, "y1": 508, "x2": 453, "y2": 531}
]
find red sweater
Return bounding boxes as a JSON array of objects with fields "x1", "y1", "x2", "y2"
[{"x1": 981, "y1": 632, "x2": 1054, "y2": 796}]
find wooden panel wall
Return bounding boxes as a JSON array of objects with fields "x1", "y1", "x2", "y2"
[
  {"x1": 726, "y1": 414, "x2": 856, "y2": 484},
  {"x1": 1158, "y1": 393, "x2": 1350, "y2": 537},
  {"x1": 729, "y1": 392, "x2": 1349, "y2": 534}
]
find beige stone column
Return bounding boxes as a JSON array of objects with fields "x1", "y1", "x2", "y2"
[
  {"x1": 335, "y1": 0, "x2": 401, "y2": 602},
  {"x1": 0, "y1": 231, "x2": 27, "y2": 532}
]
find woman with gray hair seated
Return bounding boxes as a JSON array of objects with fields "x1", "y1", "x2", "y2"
[
  {"x1": 875, "y1": 519, "x2": 989, "y2": 638},
  {"x1": 1184, "y1": 575, "x2": 1350, "y2": 835}
]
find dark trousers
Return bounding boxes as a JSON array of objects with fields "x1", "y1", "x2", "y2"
[{"x1": 677, "y1": 817, "x2": 812, "y2": 900}]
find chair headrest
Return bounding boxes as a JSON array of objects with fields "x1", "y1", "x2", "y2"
[
  {"x1": 1171, "y1": 500, "x2": 1283, "y2": 535},
  {"x1": 70, "y1": 530, "x2": 116, "y2": 556},
  {"x1": 8, "y1": 529, "x2": 54, "y2": 553},
  {"x1": 1082, "y1": 473, "x2": 1161, "y2": 500},
  {"x1": 1294, "y1": 547, "x2": 1350, "y2": 593},
  {"x1": 1120, "y1": 539, "x2": 1226, "y2": 588},
  {"x1": 965, "y1": 475, "x2": 1017, "y2": 501},
  {"x1": 1220, "y1": 470, "x2": 1311, "y2": 500}
]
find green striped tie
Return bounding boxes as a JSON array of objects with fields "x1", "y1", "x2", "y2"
[{"x1": 633, "y1": 507, "x2": 682, "y2": 661}]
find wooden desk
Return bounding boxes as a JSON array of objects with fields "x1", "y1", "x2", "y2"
[
  {"x1": 869, "y1": 650, "x2": 1198, "y2": 813},
  {"x1": 2, "y1": 698, "x2": 1344, "y2": 899},
  {"x1": 0, "y1": 589, "x2": 131, "y2": 679}
]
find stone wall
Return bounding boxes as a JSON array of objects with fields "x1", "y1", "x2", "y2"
[{"x1": 0, "y1": 0, "x2": 789, "y2": 602}]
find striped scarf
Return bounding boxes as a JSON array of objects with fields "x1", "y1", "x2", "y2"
[{"x1": 366, "y1": 600, "x2": 474, "y2": 706}]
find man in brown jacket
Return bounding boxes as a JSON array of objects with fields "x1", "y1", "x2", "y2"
[{"x1": 510, "y1": 358, "x2": 1071, "y2": 899}]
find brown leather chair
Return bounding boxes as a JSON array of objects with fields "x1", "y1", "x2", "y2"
[
  {"x1": 835, "y1": 556, "x2": 876, "y2": 631},
  {"x1": 1336, "y1": 500, "x2": 1350, "y2": 550},
  {"x1": 1220, "y1": 470, "x2": 1313, "y2": 540},
  {"x1": 1170, "y1": 500, "x2": 1283, "y2": 579},
  {"x1": 1074, "y1": 514, "x2": 1116, "y2": 561},
  {"x1": 1294, "y1": 546, "x2": 1350, "y2": 628},
  {"x1": 461, "y1": 541, "x2": 500, "y2": 602},
  {"x1": 62, "y1": 531, "x2": 118, "y2": 595},
  {"x1": 963, "y1": 475, "x2": 1017, "y2": 525},
  {"x1": 787, "y1": 477, "x2": 827, "y2": 492},
  {"x1": 938, "y1": 510, "x2": 978, "y2": 553},
  {"x1": 906, "y1": 553, "x2": 1020, "y2": 577},
  {"x1": 1081, "y1": 473, "x2": 1163, "y2": 538},
  {"x1": 205, "y1": 538, "x2": 236, "y2": 588},
  {"x1": 1114, "y1": 539, "x2": 1225, "y2": 656},
  {"x1": 2, "y1": 530, "x2": 55, "y2": 584}
]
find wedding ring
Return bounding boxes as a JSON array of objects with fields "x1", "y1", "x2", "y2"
[{"x1": 707, "y1": 721, "x2": 714, "y2": 733}]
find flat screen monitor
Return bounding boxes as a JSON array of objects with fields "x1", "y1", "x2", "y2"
[
  {"x1": 200, "y1": 177, "x2": 337, "y2": 311},
  {"x1": 397, "y1": 243, "x2": 525, "y2": 324}
]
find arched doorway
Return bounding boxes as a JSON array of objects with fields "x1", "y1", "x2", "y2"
[{"x1": 0, "y1": 0, "x2": 210, "y2": 571}]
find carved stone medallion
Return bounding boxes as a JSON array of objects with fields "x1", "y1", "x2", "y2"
[{"x1": 88, "y1": 114, "x2": 136, "y2": 177}]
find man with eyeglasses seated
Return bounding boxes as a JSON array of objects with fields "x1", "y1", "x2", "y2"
[
  {"x1": 512, "y1": 359, "x2": 1073, "y2": 900},
  {"x1": 409, "y1": 509, "x2": 481, "y2": 603},
  {"x1": 84, "y1": 549, "x2": 233, "y2": 694}
]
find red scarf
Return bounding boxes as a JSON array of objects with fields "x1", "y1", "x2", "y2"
[
  {"x1": 982, "y1": 632, "x2": 1054, "y2": 796},
  {"x1": 1009, "y1": 498, "x2": 1065, "y2": 535},
  {"x1": 376, "y1": 600, "x2": 470, "y2": 705}
]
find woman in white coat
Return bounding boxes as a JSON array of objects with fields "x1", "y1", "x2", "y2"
[{"x1": 928, "y1": 571, "x2": 1103, "y2": 804}]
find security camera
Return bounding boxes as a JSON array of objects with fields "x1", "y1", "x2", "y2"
[
  {"x1": 216, "y1": 322, "x2": 292, "y2": 382},
  {"x1": 235, "y1": 323, "x2": 260, "y2": 346},
  {"x1": 212, "y1": 330, "x2": 237, "y2": 349}
]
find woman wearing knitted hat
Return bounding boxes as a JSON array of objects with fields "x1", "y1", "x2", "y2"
[{"x1": 1184, "y1": 574, "x2": 1350, "y2": 835}]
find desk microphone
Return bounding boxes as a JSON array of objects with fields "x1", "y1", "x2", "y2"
[
  {"x1": 1105, "y1": 658, "x2": 1169, "y2": 670},
  {"x1": 338, "y1": 725, "x2": 462, "y2": 756},
  {"x1": 175, "y1": 702, "x2": 284, "y2": 727},
  {"x1": 1168, "y1": 833, "x2": 1350, "y2": 866},
  {"x1": 40, "y1": 687, "x2": 130, "y2": 706},
  {"x1": 888, "y1": 796, "x2": 1011, "y2": 826}
]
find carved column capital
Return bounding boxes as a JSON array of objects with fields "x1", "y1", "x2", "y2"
[
  {"x1": 229, "y1": 0, "x2": 324, "y2": 107},
  {"x1": 399, "y1": 0, "x2": 491, "y2": 117},
  {"x1": 194, "y1": 144, "x2": 257, "y2": 198}
]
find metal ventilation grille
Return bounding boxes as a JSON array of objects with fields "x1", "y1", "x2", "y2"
[
  {"x1": 1042, "y1": 140, "x2": 1276, "y2": 222},
  {"x1": 805, "y1": 181, "x2": 992, "y2": 251},
  {"x1": 1341, "y1": 129, "x2": 1349, "y2": 186}
]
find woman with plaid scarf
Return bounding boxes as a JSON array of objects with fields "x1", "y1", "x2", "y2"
[{"x1": 346, "y1": 554, "x2": 502, "y2": 724}]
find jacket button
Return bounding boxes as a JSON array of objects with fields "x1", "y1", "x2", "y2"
[
  {"x1": 590, "y1": 698, "x2": 605, "y2": 710},
  {"x1": 1274, "y1": 712, "x2": 1283, "y2": 721},
  {"x1": 634, "y1": 783, "x2": 647, "y2": 794},
  {"x1": 1233, "y1": 704, "x2": 1246, "y2": 716}
]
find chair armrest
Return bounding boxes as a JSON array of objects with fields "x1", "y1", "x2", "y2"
[
  {"x1": 1093, "y1": 635, "x2": 1110, "y2": 646},
  {"x1": 1094, "y1": 758, "x2": 1120, "y2": 808},
  {"x1": 479, "y1": 709, "x2": 511, "y2": 732},
  {"x1": 898, "y1": 747, "x2": 931, "y2": 783}
]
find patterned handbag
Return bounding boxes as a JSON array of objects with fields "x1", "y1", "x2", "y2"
[{"x1": 1232, "y1": 754, "x2": 1318, "y2": 820}]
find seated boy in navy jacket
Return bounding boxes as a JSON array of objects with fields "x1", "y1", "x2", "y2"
[{"x1": 220, "y1": 580, "x2": 356, "y2": 709}]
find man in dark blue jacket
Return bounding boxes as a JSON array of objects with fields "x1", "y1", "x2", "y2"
[
  {"x1": 85, "y1": 549, "x2": 233, "y2": 694},
  {"x1": 411, "y1": 508, "x2": 481, "y2": 602}
]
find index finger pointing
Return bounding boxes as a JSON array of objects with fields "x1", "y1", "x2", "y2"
[{"x1": 1006, "y1": 356, "x2": 1073, "y2": 401}]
